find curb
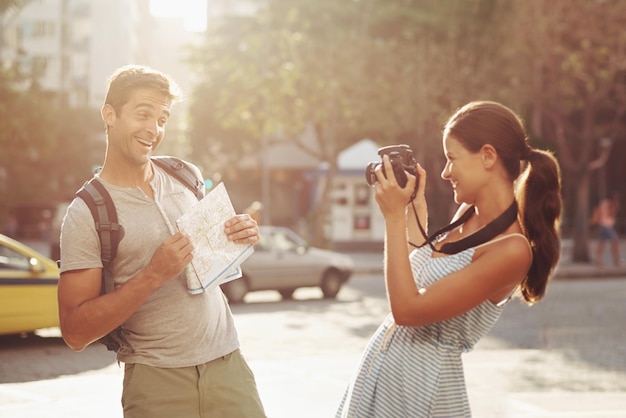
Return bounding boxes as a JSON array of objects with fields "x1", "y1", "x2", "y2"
[
  {"x1": 553, "y1": 264, "x2": 626, "y2": 280},
  {"x1": 348, "y1": 256, "x2": 626, "y2": 280}
]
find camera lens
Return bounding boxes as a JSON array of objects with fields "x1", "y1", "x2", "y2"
[
  {"x1": 365, "y1": 162, "x2": 379, "y2": 186},
  {"x1": 365, "y1": 144, "x2": 419, "y2": 192}
]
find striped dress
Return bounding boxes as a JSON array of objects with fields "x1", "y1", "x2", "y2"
[{"x1": 336, "y1": 244, "x2": 508, "y2": 418}]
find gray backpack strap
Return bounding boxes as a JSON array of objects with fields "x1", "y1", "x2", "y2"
[
  {"x1": 76, "y1": 177, "x2": 127, "y2": 351},
  {"x1": 76, "y1": 177, "x2": 124, "y2": 294},
  {"x1": 152, "y1": 156, "x2": 205, "y2": 200}
]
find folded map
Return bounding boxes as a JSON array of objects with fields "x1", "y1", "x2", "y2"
[{"x1": 176, "y1": 182, "x2": 254, "y2": 294}]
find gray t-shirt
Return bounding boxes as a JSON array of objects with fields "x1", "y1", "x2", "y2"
[{"x1": 60, "y1": 161, "x2": 239, "y2": 367}]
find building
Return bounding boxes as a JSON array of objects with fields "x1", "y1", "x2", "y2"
[
  {"x1": 0, "y1": 0, "x2": 207, "y2": 237},
  {"x1": 1, "y1": 0, "x2": 207, "y2": 154},
  {"x1": 327, "y1": 139, "x2": 385, "y2": 245},
  {"x1": 0, "y1": 0, "x2": 155, "y2": 108},
  {"x1": 228, "y1": 135, "x2": 386, "y2": 248},
  {"x1": 1, "y1": 0, "x2": 388, "y2": 247}
]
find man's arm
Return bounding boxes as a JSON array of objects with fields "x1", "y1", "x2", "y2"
[{"x1": 58, "y1": 232, "x2": 194, "y2": 351}]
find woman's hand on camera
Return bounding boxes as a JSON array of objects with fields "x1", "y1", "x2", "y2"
[{"x1": 374, "y1": 155, "x2": 420, "y2": 218}]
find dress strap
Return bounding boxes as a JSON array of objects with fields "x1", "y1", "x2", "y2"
[{"x1": 474, "y1": 233, "x2": 532, "y2": 255}]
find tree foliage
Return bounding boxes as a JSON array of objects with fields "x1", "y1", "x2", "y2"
[
  {"x1": 0, "y1": 84, "x2": 99, "y2": 208},
  {"x1": 187, "y1": 0, "x2": 516, "y2": 242},
  {"x1": 505, "y1": 0, "x2": 626, "y2": 261},
  {"x1": 0, "y1": 1, "x2": 102, "y2": 233},
  {"x1": 189, "y1": 0, "x2": 517, "y2": 158}
]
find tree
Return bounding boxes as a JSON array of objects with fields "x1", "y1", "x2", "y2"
[
  {"x1": 0, "y1": 1, "x2": 101, "y2": 232},
  {"x1": 509, "y1": 0, "x2": 626, "y2": 262},
  {"x1": 0, "y1": 85, "x2": 99, "y2": 208},
  {"x1": 188, "y1": 0, "x2": 406, "y2": 244},
  {"x1": 188, "y1": 0, "x2": 514, "y2": 244}
]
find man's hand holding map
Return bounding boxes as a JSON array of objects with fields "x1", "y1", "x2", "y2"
[{"x1": 176, "y1": 183, "x2": 254, "y2": 294}]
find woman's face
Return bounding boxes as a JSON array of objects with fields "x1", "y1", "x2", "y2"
[{"x1": 440, "y1": 134, "x2": 484, "y2": 204}]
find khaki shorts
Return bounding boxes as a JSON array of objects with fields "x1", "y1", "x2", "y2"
[{"x1": 122, "y1": 349, "x2": 266, "y2": 418}]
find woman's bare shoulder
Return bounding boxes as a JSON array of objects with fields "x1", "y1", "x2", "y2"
[{"x1": 475, "y1": 233, "x2": 532, "y2": 264}]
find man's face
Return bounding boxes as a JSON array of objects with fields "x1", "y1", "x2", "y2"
[{"x1": 103, "y1": 88, "x2": 172, "y2": 166}]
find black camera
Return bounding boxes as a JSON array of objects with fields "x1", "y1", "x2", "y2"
[{"x1": 365, "y1": 144, "x2": 418, "y2": 188}]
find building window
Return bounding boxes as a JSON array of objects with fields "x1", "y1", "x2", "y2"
[
  {"x1": 333, "y1": 181, "x2": 349, "y2": 205},
  {"x1": 355, "y1": 184, "x2": 370, "y2": 206},
  {"x1": 18, "y1": 55, "x2": 48, "y2": 75},
  {"x1": 22, "y1": 20, "x2": 56, "y2": 38},
  {"x1": 354, "y1": 215, "x2": 370, "y2": 230},
  {"x1": 31, "y1": 56, "x2": 48, "y2": 74}
]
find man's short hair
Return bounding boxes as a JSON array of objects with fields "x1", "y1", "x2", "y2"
[{"x1": 104, "y1": 65, "x2": 181, "y2": 115}]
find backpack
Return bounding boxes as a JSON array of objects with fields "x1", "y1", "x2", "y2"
[{"x1": 75, "y1": 156, "x2": 205, "y2": 352}]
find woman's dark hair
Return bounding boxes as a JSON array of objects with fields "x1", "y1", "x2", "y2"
[
  {"x1": 104, "y1": 65, "x2": 181, "y2": 115},
  {"x1": 444, "y1": 100, "x2": 562, "y2": 304}
]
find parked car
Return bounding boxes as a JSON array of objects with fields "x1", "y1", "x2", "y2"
[
  {"x1": 0, "y1": 234, "x2": 60, "y2": 335},
  {"x1": 220, "y1": 226, "x2": 354, "y2": 303}
]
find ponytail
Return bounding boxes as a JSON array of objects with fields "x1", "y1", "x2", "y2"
[{"x1": 516, "y1": 148, "x2": 562, "y2": 304}]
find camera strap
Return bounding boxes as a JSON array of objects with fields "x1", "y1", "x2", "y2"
[{"x1": 413, "y1": 200, "x2": 518, "y2": 255}]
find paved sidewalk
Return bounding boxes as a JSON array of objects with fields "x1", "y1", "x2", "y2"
[
  {"x1": 1, "y1": 276, "x2": 624, "y2": 418},
  {"x1": 3, "y1": 238, "x2": 625, "y2": 418},
  {"x1": 554, "y1": 238, "x2": 626, "y2": 279}
]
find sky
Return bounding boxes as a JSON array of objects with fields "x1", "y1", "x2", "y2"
[{"x1": 149, "y1": 0, "x2": 207, "y2": 32}]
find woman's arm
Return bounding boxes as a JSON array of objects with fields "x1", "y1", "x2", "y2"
[
  {"x1": 387, "y1": 235, "x2": 531, "y2": 327},
  {"x1": 374, "y1": 155, "x2": 531, "y2": 328}
]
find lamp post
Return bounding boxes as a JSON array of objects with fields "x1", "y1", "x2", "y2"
[
  {"x1": 261, "y1": 135, "x2": 271, "y2": 225},
  {"x1": 595, "y1": 137, "x2": 613, "y2": 200}
]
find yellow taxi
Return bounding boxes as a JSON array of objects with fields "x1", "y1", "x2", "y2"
[{"x1": 0, "y1": 234, "x2": 60, "y2": 335}]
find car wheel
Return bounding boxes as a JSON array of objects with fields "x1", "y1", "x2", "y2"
[
  {"x1": 278, "y1": 289, "x2": 295, "y2": 300},
  {"x1": 221, "y1": 278, "x2": 249, "y2": 304},
  {"x1": 321, "y1": 270, "x2": 343, "y2": 299}
]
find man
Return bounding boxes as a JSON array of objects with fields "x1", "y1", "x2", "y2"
[{"x1": 58, "y1": 65, "x2": 266, "y2": 418}]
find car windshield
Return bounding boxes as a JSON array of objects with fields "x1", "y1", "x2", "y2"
[
  {"x1": 260, "y1": 228, "x2": 308, "y2": 252},
  {"x1": 0, "y1": 245, "x2": 31, "y2": 270},
  {"x1": 273, "y1": 232, "x2": 300, "y2": 252}
]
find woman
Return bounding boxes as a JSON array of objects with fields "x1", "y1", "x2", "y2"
[{"x1": 336, "y1": 101, "x2": 562, "y2": 417}]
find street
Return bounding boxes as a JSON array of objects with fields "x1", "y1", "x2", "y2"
[{"x1": 0, "y1": 272, "x2": 625, "y2": 417}]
